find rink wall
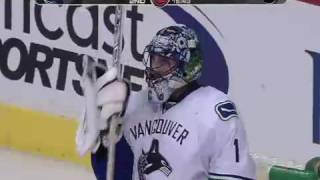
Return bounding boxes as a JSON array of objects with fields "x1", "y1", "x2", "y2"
[
  {"x1": 0, "y1": 0, "x2": 320, "y2": 168},
  {"x1": 0, "y1": 103, "x2": 91, "y2": 167}
]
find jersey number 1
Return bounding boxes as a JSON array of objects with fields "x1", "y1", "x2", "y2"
[{"x1": 234, "y1": 139, "x2": 240, "y2": 163}]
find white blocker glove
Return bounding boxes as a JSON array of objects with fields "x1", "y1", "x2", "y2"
[{"x1": 76, "y1": 57, "x2": 130, "y2": 156}]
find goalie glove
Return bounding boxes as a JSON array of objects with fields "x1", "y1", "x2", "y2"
[
  {"x1": 76, "y1": 57, "x2": 130, "y2": 156},
  {"x1": 96, "y1": 67, "x2": 130, "y2": 148}
]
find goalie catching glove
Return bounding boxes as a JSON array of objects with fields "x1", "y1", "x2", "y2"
[{"x1": 76, "y1": 58, "x2": 130, "y2": 156}]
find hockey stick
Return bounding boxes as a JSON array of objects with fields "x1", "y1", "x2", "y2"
[{"x1": 106, "y1": 5, "x2": 124, "y2": 180}]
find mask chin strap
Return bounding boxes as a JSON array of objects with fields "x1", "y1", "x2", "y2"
[
  {"x1": 147, "y1": 74, "x2": 187, "y2": 104},
  {"x1": 148, "y1": 79, "x2": 171, "y2": 104},
  {"x1": 168, "y1": 77, "x2": 186, "y2": 90}
]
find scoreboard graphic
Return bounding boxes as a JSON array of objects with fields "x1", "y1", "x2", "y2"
[{"x1": 36, "y1": 0, "x2": 286, "y2": 5}]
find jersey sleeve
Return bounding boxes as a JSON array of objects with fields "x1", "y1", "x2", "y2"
[{"x1": 207, "y1": 100, "x2": 256, "y2": 180}]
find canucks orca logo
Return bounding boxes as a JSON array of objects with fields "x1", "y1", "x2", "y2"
[
  {"x1": 215, "y1": 100, "x2": 238, "y2": 121},
  {"x1": 138, "y1": 139, "x2": 172, "y2": 180}
]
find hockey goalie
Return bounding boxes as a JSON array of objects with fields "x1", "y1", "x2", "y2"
[{"x1": 76, "y1": 25, "x2": 256, "y2": 180}]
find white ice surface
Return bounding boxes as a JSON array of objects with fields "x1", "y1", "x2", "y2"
[{"x1": 0, "y1": 148, "x2": 96, "y2": 180}]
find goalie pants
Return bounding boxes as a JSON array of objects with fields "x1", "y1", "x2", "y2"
[{"x1": 91, "y1": 136, "x2": 134, "y2": 180}]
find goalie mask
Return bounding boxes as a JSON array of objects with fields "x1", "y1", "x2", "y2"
[{"x1": 143, "y1": 25, "x2": 203, "y2": 103}]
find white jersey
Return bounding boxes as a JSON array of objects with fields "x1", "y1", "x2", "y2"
[{"x1": 123, "y1": 86, "x2": 256, "y2": 180}]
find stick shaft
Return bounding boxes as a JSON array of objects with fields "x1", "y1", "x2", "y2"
[
  {"x1": 112, "y1": 5, "x2": 124, "y2": 78},
  {"x1": 107, "y1": 5, "x2": 124, "y2": 180},
  {"x1": 107, "y1": 118, "x2": 118, "y2": 180}
]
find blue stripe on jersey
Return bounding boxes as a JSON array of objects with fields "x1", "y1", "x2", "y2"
[
  {"x1": 209, "y1": 172, "x2": 255, "y2": 180},
  {"x1": 308, "y1": 50, "x2": 320, "y2": 143},
  {"x1": 91, "y1": 136, "x2": 133, "y2": 180}
]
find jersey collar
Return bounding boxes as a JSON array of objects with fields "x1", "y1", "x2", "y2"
[{"x1": 162, "y1": 81, "x2": 201, "y2": 113}]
